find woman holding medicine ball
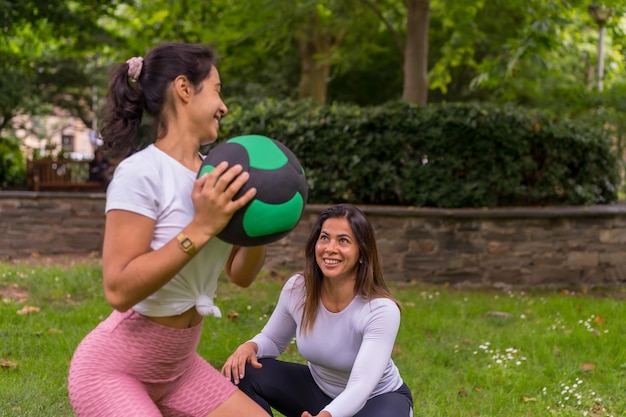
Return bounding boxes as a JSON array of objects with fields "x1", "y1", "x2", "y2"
[{"x1": 68, "y1": 42, "x2": 270, "y2": 417}]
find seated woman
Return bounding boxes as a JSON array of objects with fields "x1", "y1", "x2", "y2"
[{"x1": 222, "y1": 203, "x2": 413, "y2": 417}]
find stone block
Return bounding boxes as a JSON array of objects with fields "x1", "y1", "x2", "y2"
[
  {"x1": 481, "y1": 254, "x2": 533, "y2": 268},
  {"x1": 603, "y1": 265, "x2": 626, "y2": 284},
  {"x1": 598, "y1": 252, "x2": 626, "y2": 266},
  {"x1": 432, "y1": 268, "x2": 485, "y2": 286},
  {"x1": 408, "y1": 239, "x2": 437, "y2": 253},
  {"x1": 527, "y1": 266, "x2": 581, "y2": 286},
  {"x1": 599, "y1": 229, "x2": 626, "y2": 244},
  {"x1": 487, "y1": 241, "x2": 511, "y2": 254},
  {"x1": 565, "y1": 252, "x2": 599, "y2": 268},
  {"x1": 486, "y1": 268, "x2": 527, "y2": 286}
]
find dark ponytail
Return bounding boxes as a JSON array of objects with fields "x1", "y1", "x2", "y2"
[
  {"x1": 100, "y1": 63, "x2": 144, "y2": 159},
  {"x1": 100, "y1": 43, "x2": 218, "y2": 159}
]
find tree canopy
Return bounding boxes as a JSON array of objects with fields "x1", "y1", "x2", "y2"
[{"x1": 2, "y1": 0, "x2": 625, "y2": 139}]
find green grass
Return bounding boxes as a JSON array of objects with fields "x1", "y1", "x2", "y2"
[{"x1": 2, "y1": 261, "x2": 626, "y2": 417}]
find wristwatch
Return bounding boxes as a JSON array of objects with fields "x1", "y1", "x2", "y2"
[{"x1": 177, "y1": 232, "x2": 197, "y2": 256}]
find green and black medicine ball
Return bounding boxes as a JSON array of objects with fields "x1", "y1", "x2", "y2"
[{"x1": 198, "y1": 135, "x2": 308, "y2": 246}]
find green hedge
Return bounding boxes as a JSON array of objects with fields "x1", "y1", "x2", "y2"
[
  {"x1": 0, "y1": 136, "x2": 26, "y2": 189},
  {"x1": 218, "y1": 99, "x2": 620, "y2": 208}
]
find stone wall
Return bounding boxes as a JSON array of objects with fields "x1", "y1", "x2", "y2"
[
  {"x1": 2, "y1": 191, "x2": 626, "y2": 288},
  {"x1": 1, "y1": 192, "x2": 106, "y2": 257}
]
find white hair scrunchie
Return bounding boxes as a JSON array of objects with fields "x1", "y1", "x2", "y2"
[{"x1": 126, "y1": 56, "x2": 144, "y2": 83}]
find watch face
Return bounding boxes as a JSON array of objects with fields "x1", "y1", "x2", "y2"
[
  {"x1": 177, "y1": 233, "x2": 196, "y2": 256},
  {"x1": 181, "y1": 238, "x2": 193, "y2": 250}
]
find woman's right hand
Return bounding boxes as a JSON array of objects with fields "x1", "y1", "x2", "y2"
[
  {"x1": 192, "y1": 161, "x2": 257, "y2": 240},
  {"x1": 221, "y1": 341, "x2": 262, "y2": 385}
]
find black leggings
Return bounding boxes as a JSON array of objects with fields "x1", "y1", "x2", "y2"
[{"x1": 236, "y1": 358, "x2": 413, "y2": 417}]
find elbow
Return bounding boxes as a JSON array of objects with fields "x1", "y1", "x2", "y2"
[
  {"x1": 104, "y1": 293, "x2": 132, "y2": 312},
  {"x1": 229, "y1": 273, "x2": 257, "y2": 288},
  {"x1": 226, "y1": 268, "x2": 258, "y2": 288},
  {"x1": 102, "y1": 266, "x2": 139, "y2": 312},
  {"x1": 103, "y1": 284, "x2": 134, "y2": 312},
  {"x1": 111, "y1": 304, "x2": 131, "y2": 313},
  {"x1": 231, "y1": 278, "x2": 253, "y2": 289}
]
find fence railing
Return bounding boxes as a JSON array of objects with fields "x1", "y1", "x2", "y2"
[{"x1": 26, "y1": 159, "x2": 104, "y2": 192}]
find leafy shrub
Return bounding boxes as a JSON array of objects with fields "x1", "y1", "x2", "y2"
[
  {"x1": 219, "y1": 99, "x2": 620, "y2": 208},
  {"x1": 0, "y1": 136, "x2": 26, "y2": 189}
]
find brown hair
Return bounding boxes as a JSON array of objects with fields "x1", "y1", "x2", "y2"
[
  {"x1": 100, "y1": 42, "x2": 218, "y2": 159},
  {"x1": 299, "y1": 203, "x2": 399, "y2": 334}
]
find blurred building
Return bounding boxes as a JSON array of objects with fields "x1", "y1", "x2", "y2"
[{"x1": 13, "y1": 109, "x2": 98, "y2": 160}]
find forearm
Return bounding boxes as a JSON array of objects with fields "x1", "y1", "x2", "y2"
[
  {"x1": 102, "y1": 213, "x2": 216, "y2": 311},
  {"x1": 103, "y1": 238, "x2": 198, "y2": 311},
  {"x1": 225, "y1": 245, "x2": 267, "y2": 288}
]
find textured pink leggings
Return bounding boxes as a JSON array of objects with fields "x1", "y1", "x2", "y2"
[{"x1": 68, "y1": 310, "x2": 237, "y2": 417}]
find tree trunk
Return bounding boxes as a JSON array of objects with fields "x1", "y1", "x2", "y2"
[
  {"x1": 297, "y1": 33, "x2": 331, "y2": 105},
  {"x1": 402, "y1": 0, "x2": 430, "y2": 105},
  {"x1": 296, "y1": 9, "x2": 339, "y2": 105}
]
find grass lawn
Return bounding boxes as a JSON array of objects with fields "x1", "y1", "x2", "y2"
[{"x1": 1, "y1": 256, "x2": 626, "y2": 416}]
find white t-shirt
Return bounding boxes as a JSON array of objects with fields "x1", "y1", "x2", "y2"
[
  {"x1": 251, "y1": 274, "x2": 405, "y2": 417},
  {"x1": 105, "y1": 144, "x2": 233, "y2": 317}
]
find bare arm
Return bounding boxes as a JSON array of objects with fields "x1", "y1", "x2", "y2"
[
  {"x1": 102, "y1": 210, "x2": 188, "y2": 311},
  {"x1": 224, "y1": 245, "x2": 267, "y2": 288}
]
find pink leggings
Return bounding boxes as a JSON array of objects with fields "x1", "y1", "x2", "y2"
[{"x1": 68, "y1": 310, "x2": 237, "y2": 417}]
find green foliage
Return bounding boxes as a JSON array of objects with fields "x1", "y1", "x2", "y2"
[
  {"x1": 0, "y1": 136, "x2": 26, "y2": 189},
  {"x1": 536, "y1": 80, "x2": 626, "y2": 190},
  {"x1": 432, "y1": 0, "x2": 626, "y2": 100},
  {"x1": 220, "y1": 99, "x2": 620, "y2": 207},
  {"x1": 3, "y1": 1, "x2": 625, "y2": 119},
  {"x1": 0, "y1": 0, "x2": 121, "y2": 131}
]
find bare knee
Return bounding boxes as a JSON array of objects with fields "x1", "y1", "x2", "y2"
[{"x1": 206, "y1": 390, "x2": 271, "y2": 417}]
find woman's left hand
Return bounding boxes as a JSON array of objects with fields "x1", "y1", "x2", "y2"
[{"x1": 221, "y1": 341, "x2": 261, "y2": 384}]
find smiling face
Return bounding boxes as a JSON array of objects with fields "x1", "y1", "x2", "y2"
[
  {"x1": 315, "y1": 217, "x2": 360, "y2": 282},
  {"x1": 189, "y1": 65, "x2": 228, "y2": 145}
]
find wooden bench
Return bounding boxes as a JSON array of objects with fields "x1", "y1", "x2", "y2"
[{"x1": 27, "y1": 159, "x2": 105, "y2": 192}]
